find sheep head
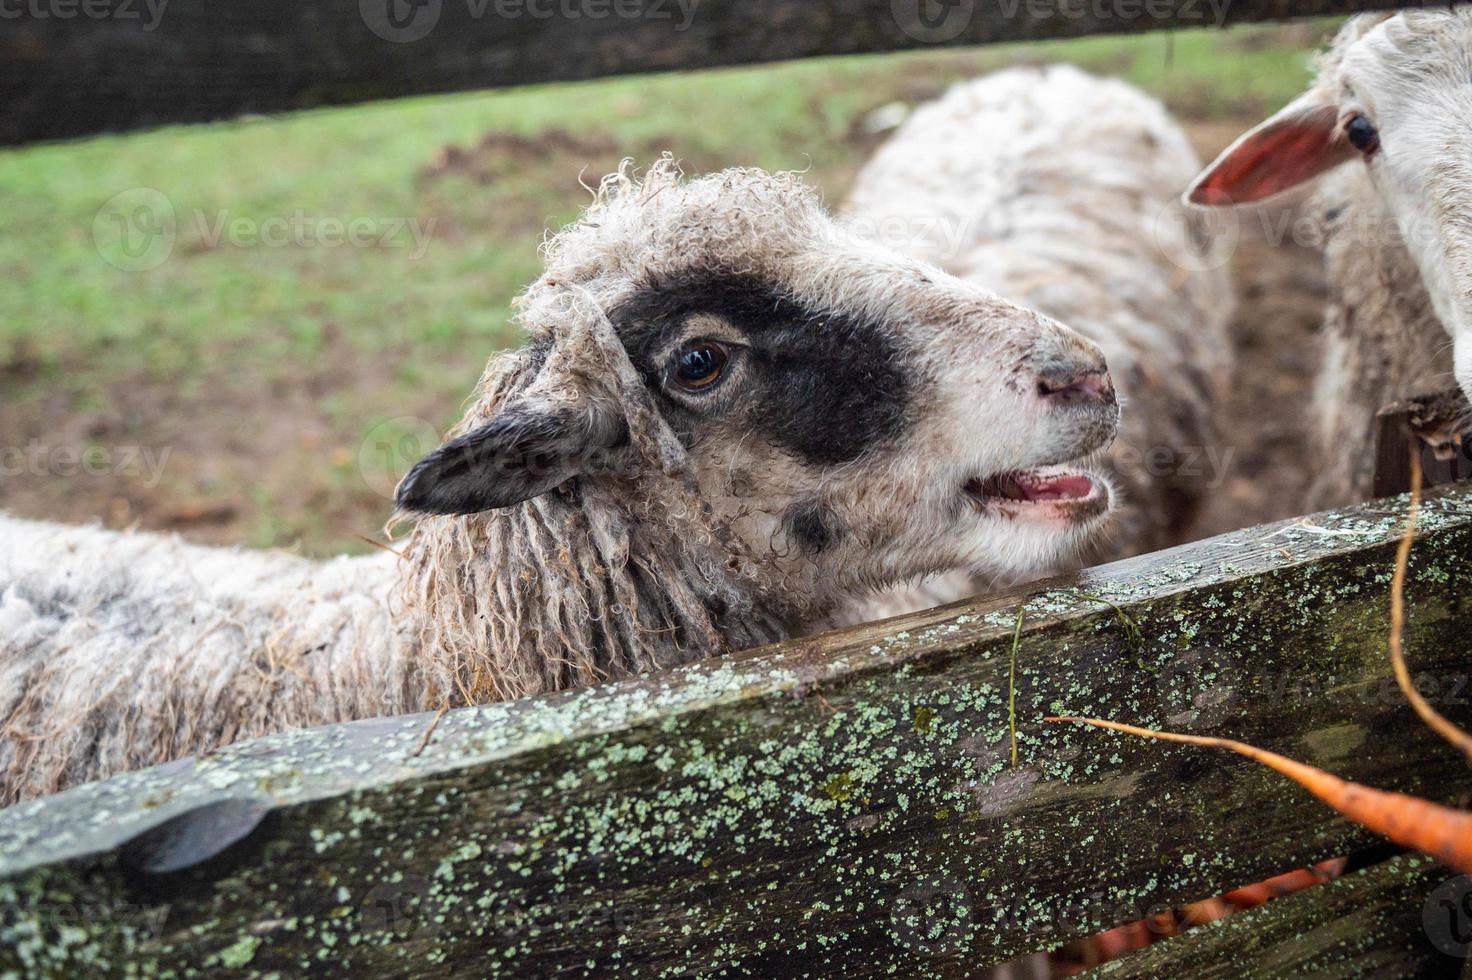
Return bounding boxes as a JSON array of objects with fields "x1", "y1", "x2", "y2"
[
  {"x1": 397, "y1": 160, "x2": 1119, "y2": 696},
  {"x1": 1186, "y1": 9, "x2": 1472, "y2": 404}
]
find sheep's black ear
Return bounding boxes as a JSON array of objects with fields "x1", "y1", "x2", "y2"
[{"x1": 395, "y1": 409, "x2": 607, "y2": 515}]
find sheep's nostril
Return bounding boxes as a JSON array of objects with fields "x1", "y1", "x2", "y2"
[{"x1": 1036, "y1": 370, "x2": 1116, "y2": 406}]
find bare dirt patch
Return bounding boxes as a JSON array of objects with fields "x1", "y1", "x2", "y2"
[
  {"x1": 419, "y1": 128, "x2": 621, "y2": 185},
  {"x1": 0, "y1": 334, "x2": 449, "y2": 554}
]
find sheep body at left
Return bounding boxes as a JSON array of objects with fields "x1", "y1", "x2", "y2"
[{"x1": 0, "y1": 154, "x2": 1122, "y2": 803}]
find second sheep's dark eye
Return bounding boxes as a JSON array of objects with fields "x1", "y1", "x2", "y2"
[
  {"x1": 672, "y1": 341, "x2": 730, "y2": 392},
  {"x1": 1345, "y1": 115, "x2": 1380, "y2": 155}
]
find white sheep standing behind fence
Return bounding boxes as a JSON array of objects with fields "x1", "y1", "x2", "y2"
[
  {"x1": 844, "y1": 65, "x2": 1235, "y2": 619},
  {"x1": 1187, "y1": 10, "x2": 1472, "y2": 510},
  {"x1": 0, "y1": 161, "x2": 1124, "y2": 803}
]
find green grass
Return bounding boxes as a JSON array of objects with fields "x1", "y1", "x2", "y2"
[
  {"x1": 0, "y1": 22, "x2": 1328, "y2": 554},
  {"x1": 0, "y1": 24, "x2": 1320, "y2": 373}
]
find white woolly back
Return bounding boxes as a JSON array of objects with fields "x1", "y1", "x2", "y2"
[{"x1": 0, "y1": 514, "x2": 411, "y2": 802}]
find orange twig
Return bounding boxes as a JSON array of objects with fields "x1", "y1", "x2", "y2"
[
  {"x1": 409, "y1": 705, "x2": 448, "y2": 758},
  {"x1": 1387, "y1": 450, "x2": 1472, "y2": 761},
  {"x1": 1047, "y1": 715, "x2": 1472, "y2": 875},
  {"x1": 1047, "y1": 453, "x2": 1472, "y2": 876}
]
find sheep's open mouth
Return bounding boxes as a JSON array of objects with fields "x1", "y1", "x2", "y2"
[{"x1": 963, "y1": 467, "x2": 1108, "y2": 521}]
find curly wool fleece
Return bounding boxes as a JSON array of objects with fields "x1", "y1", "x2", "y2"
[
  {"x1": 1, "y1": 174, "x2": 808, "y2": 804},
  {"x1": 1, "y1": 150, "x2": 1121, "y2": 802}
]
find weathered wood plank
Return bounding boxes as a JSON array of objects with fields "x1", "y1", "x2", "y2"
[
  {"x1": 0, "y1": 0, "x2": 1437, "y2": 146},
  {"x1": 1374, "y1": 387, "x2": 1472, "y2": 499},
  {"x1": 1090, "y1": 854, "x2": 1469, "y2": 978},
  {"x1": 2, "y1": 485, "x2": 1472, "y2": 976}
]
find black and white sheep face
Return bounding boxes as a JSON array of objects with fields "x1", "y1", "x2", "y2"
[
  {"x1": 607, "y1": 257, "x2": 1120, "y2": 601},
  {"x1": 396, "y1": 163, "x2": 1120, "y2": 616},
  {"x1": 1187, "y1": 9, "x2": 1472, "y2": 406}
]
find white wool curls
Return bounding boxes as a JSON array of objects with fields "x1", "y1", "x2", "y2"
[
  {"x1": 0, "y1": 514, "x2": 415, "y2": 803},
  {"x1": 0, "y1": 162, "x2": 860, "y2": 802},
  {"x1": 397, "y1": 286, "x2": 786, "y2": 706}
]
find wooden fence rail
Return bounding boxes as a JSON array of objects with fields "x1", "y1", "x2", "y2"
[
  {"x1": 0, "y1": 0, "x2": 1437, "y2": 146},
  {"x1": 1090, "y1": 854, "x2": 1458, "y2": 978},
  {"x1": 2, "y1": 484, "x2": 1470, "y2": 976}
]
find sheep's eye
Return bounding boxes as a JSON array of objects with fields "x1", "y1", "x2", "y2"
[
  {"x1": 672, "y1": 341, "x2": 729, "y2": 392},
  {"x1": 1345, "y1": 115, "x2": 1380, "y2": 155}
]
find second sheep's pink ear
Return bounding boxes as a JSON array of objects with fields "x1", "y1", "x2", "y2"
[{"x1": 1186, "y1": 95, "x2": 1356, "y2": 207}]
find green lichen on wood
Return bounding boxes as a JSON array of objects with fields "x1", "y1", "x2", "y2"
[{"x1": 0, "y1": 488, "x2": 1470, "y2": 977}]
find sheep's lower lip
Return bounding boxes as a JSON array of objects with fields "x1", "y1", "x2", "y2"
[{"x1": 962, "y1": 467, "x2": 1108, "y2": 521}]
